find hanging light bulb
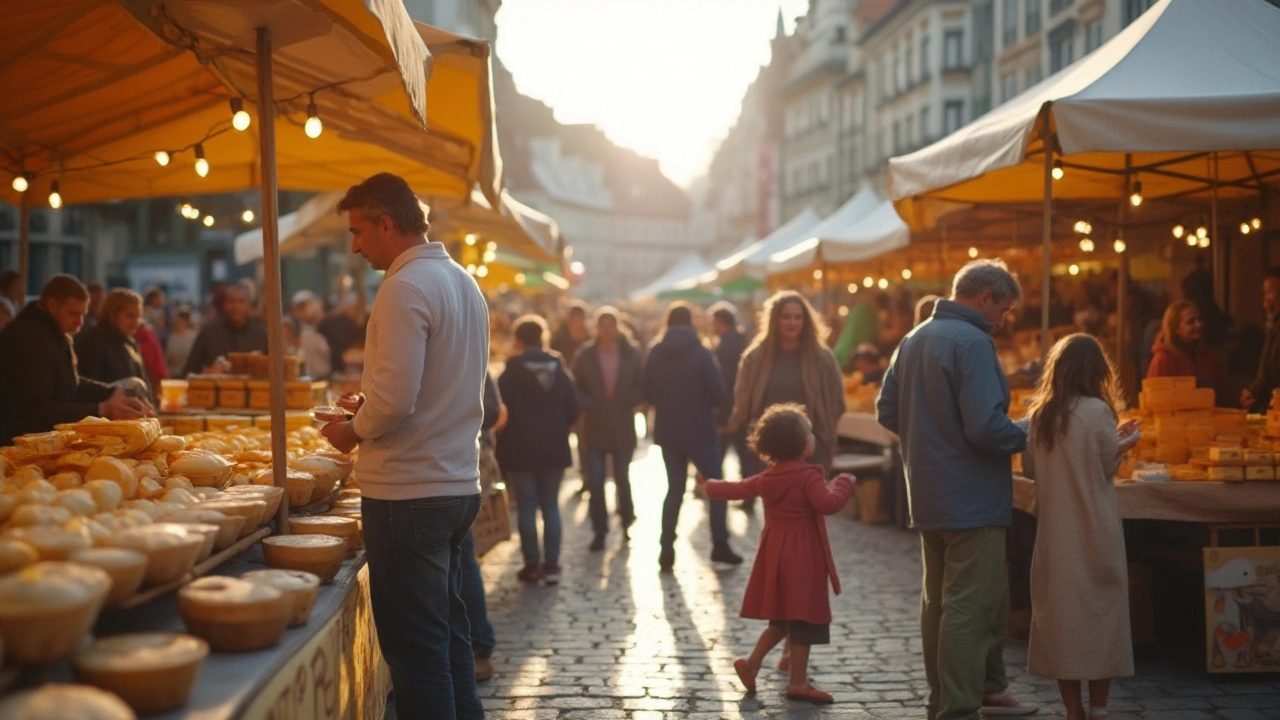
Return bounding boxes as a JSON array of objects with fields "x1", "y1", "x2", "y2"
[
  {"x1": 465, "y1": 234, "x2": 478, "y2": 246},
  {"x1": 901, "y1": 268, "x2": 913, "y2": 280},
  {"x1": 1172, "y1": 224, "x2": 1185, "y2": 239},
  {"x1": 1114, "y1": 238, "x2": 1127, "y2": 253},
  {"x1": 1073, "y1": 220, "x2": 1086, "y2": 234},
  {"x1": 1241, "y1": 222, "x2": 1252, "y2": 235},
  {"x1": 1252, "y1": 217, "x2": 1262, "y2": 230},
  {"x1": 11, "y1": 174, "x2": 29, "y2": 193},
  {"x1": 194, "y1": 143, "x2": 209, "y2": 177},
  {"x1": 1198, "y1": 236, "x2": 1211, "y2": 248},
  {"x1": 515, "y1": 272, "x2": 526, "y2": 285},
  {"x1": 188, "y1": 206, "x2": 200, "y2": 219},
  {"x1": 1079, "y1": 238, "x2": 1095, "y2": 253},
  {"x1": 863, "y1": 276, "x2": 874, "y2": 288},
  {"x1": 877, "y1": 278, "x2": 889, "y2": 289},
  {"x1": 241, "y1": 209, "x2": 255, "y2": 223},
  {"x1": 1129, "y1": 179, "x2": 1143, "y2": 207},
  {"x1": 813, "y1": 269, "x2": 823, "y2": 280},
  {"x1": 304, "y1": 96, "x2": 323, "y2": 139},
  {"x1": 838, "y1": 305, "x2": 850, "y2": 317},
  {"x1": 202, "y1": 215, "x2": 214, "y2": 227},
  {"x1": 1052, "y1": 160, "x2": 1064, "y2": 181},
  {"x1": 1068, "y1": 264, "x2": 1080, "y2": 276},
  {"x1": 847, "y1": 283, "x2": 857, "y2": 293},
  {"x1": 1196, "y1": 225, "x2": 1207, "y2": 239},
  {"x1": 476, "y1": 265, "x2": 490, "y2": 278},
  {"x1": 230, "y1": 98, "x2": 251, "y2": 131},
  {"x1": 967, "y1": 246, "x2": 979, "y2": 258},
  {"x1": 179, "y1": 203, "x2": 192, "y2": 218},
  {"x1": 48, "y1": 181, "x2": 62, "y2": 209},
  {"x1": 466, "y1": 264, "x2": 477, "y2": 274},
  {"x1": 1186, "y1": 234, "x2": 1198, "y2": 247}
]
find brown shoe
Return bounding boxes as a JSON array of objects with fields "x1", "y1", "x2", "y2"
[
  {"x1": 475, "y1": 657, "x2": 494, "y2": 682},
  {"x1": 981, "y1": 692, "x2": 1037, "y2": 716}
]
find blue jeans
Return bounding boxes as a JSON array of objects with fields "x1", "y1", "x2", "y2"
[
  {"x1": 660, "y1": 444, "x2": 729, "y2": 549},
  {"x1": 458, "y1": 531, "x2": 495, "y2": 658},
  {"x1": 586, "y1": 447, "x2": 635, "y2": 536},
  {"x1": 363, "y1": 494, "x2": 483, "y2": 720},
  {"x1": 509, "y1": 469, "x2": 564, "y2": 567}
]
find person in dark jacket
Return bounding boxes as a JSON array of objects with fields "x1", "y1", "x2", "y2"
[
  {"x1": 551, "y1": 301, "x2": 592, "y2": 494},
  {"x1": 643, "y1": 302, "x2": 742, "y2": 571},
  {"x1": 0, "y1": 275, "x2": 150, "y2": 444},
  {"x1": 497, "y1": 316, "x2": 580, "y2": 586},
  {"x1": 182, "y1": 282, "x2": 269, "y2": 376},
  {"x1": 573, "y1": 307, "x2": 644, "y2": 551},
  {"x1": 710, "y1": 302, "x2": 749, "y2": 460},
  {"x1": 75, "y1": 288, "x2": 155, "y2": 405},
  {"x1": 1243, "y1": 267, "x2": 1280, "y2": 411}
]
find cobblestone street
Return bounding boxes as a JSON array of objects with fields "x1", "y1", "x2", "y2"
[{"x1": 474, "y1": 443, "x2": 1280, "y2": 719}]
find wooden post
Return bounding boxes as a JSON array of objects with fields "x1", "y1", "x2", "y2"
[
  {"x1": 256, "y1": 27, "x2": 290, "y2": 531},
  {"x1": 1118, "y1": 155, "x2": 1131, "y2": 381},
  {"x1": 1041, "y1": 146, "x2": 1054, "y2": 360}
]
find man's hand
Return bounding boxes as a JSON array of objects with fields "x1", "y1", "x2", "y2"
[
  {"x1": 1241, "y1": 389, "x2": 1257, "y2": 410},
  {"x1": 99, "y1": 387, "x2": 151, "y2": 420},
  {"x1": 694, "y1": 473, "x2": 709, "y2": 493},
  {"x1": 337, "y1": 392, "x2": 365, "y2": 414},
  {"x1": 204, "y1": 356, "x2": 232, "y2": 374},
  {"x1": 321, "y1": 421, "x2": 362, "y2": 454}
]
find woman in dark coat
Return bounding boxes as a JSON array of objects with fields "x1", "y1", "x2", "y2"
[
  {"x1": 75, "y1": 288, "x2": 154, "y2": 405},
  {"x1": 572, "y1": 307, "x2": 644, "y2": 550}
]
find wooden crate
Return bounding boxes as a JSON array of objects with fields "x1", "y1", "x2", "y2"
[{"x1": 473, "y1": 485, "x2": 511, "y2": 558}]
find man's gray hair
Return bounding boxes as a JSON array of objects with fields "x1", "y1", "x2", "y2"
[{"x1": 951, "y1": 259, "x2": 1022, "y2": 303}]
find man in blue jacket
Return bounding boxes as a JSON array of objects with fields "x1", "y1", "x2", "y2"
[
  {"x1": 877, "y1": 259, "x2": 1036, "y2": 720},
  {"x1": 644, "y1": 303, "x2": 742, "y2": 571}
]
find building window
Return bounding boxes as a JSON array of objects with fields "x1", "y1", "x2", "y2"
[
  {"x1": 1003, "y1": 0, "x2": 1019, "y2": 49},
  {"x1": 920, "y1": 106, "x2": 930, "y2": 139},
  {"x1": 834, "y1": 26, "x2": 847, "y2": 43},
  {"x1": 905, "y1": 115, "x2": 915, "y2": 147},
  {"x1": 893, "y1": 55, "x2": 902, "y2": 93},
  {"x1": 1048, "y1": 0, "x2": 1073, "y2": 14},
  {"x1": 1025, "y1": 65, "x2": 1042, "y2": 87},
  {"x1": 1000, "y1": 72, "x2": 1018, "y2": 102},
  {"x1": 906, "y1": 41, "x2": 914, "y2": 82},
  {"x1": 1123, "y1": 0, "x2": 1157, "y2": 25},
  {"x1": 1026, "y1": 0, "x2": 1041, "y2": 34},
  {"x1": 943, "y1": 30, "x2": 964, "y2": 70},
  {"x1": 848, "y1": 147, "x2": 859, "y2": 176},
  {"x1": 892, "y1": 121, "x2": 901, "y2": 154},
  {"x1": 1049, "y1": 21, "x2": 1075, "y2": 73},
  {"x1": 1085, "y1": 20, "x2": 1103, "y2": 53},
  {"x1": 944, "y1": 101, "x2": 964, "y2": 135},
  {"x1": 921, "y1": 35, "x2": 931, "y2": 76}
]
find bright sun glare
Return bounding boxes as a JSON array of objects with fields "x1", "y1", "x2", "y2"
[{"x1": 496, "y1": 0, "x2": 810, "y2": 189}]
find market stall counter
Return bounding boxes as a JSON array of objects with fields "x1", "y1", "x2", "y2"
[{"x1": 1013, "y1": 476, "x2": 1280, "y2": 524}]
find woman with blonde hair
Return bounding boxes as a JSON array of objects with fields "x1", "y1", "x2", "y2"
[
  {"x1": 1022, "y1": 334, "x2": 1140, "y2": 720},
  {"x1": 728, "y1": 291, "x2": 846, "y2": 481},
  {"x1": 1146, "y1": 300, "x2": 1230, "y2": 406},
  {"x1": 75, "y1": 288, "x2": 155, "y2": 404}
]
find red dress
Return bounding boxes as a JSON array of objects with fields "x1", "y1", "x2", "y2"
[{"x1": 704, "y1": 461, "x2": 854, "y2": 624}]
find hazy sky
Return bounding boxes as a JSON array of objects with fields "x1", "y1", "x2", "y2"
[{"x1": 495, "y1": 0, "x2": 810, "y2": 188}]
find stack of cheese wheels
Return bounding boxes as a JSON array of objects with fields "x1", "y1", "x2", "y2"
[
  {"x1": 241, "y1": 569, "x2": 320, "y2": 627},
  {"x1": 261, "y1": 534, "x2": 346, "y2": 583},
  {"x1": 222, "y1": 484, "x2": 284, "y2": 519},
  {"x1": 102, "y1": 524, "x2": 203, "y2": 587},
  {"x1": 68, "y1": 548, "x2": 147, "y2": 607},
  {"x1": 288, "y1": 516, "x2": 360, "y2": 557},
  {"x1": 163, "y1": 508, "x2": 245, "y2": 551},
  {"x1": 0, "y1": 562, "x2": 112, "y2": 665},
  {"x1": 177, "y1": 576, "x2": 291, "y2": 652},
  {"x1": 74, "y1": 633, "x2": 209, "y2": 714}
]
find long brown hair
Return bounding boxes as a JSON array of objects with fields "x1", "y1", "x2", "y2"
[
  {"x1": 1157, "y1": 300, "x2": 1197, "y2": 348},
  {"x1": 746, "y1": 291, "x2": 830, "y2": 364},
  {"x1": 1027, "y1": 333, "x2": 1124, "y2": 450}
]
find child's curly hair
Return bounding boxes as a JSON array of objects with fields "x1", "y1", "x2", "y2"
[{"x1": 748, "y1": 403, "x2": 811, "y2": 464}]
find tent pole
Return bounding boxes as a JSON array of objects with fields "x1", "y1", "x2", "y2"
[
  {"x1": 18, "y1": 195, "x2": 29, "y2": 305},
  {"x1": 1118, "y1": 155, "x2": 1131, "y2": 383},
  {"x1": 1041, "y1": 146, "x2": 1053, "y2": 361},
  {"x1": 1211, "y1": 152, "x2": 1225, "y2": 311},
  {"x1": 256, "y1": 27, "x2": 290, "y2": 531}
]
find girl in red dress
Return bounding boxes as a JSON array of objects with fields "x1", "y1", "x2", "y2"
[{"x1": 697, "y1": 403, "x2": 855, "y2": 703}]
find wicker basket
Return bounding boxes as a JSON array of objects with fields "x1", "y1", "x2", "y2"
[{"x1": 472, "y1": 485, "x2": 511, "y2": 558}]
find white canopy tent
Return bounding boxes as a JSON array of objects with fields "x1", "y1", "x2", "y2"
[
  {"x1": 712, "y1": 207, "x2": 822, "y2": 281},
  {"x1": 629, "y1": 253, "x2": 713, "y2": 302},
  {"x1": 887, "y1": 0, "x2": 1280, "y2": 357},
  {"x1": 768, "y1": 188, "x2": 910, "y2": 276}
]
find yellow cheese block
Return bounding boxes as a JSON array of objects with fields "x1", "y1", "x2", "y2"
[
  {"x1": 1170, "y1": 464, "x2": 1208, "y2": 481},
  {"x1": 1208, "y1": 465, "x2": 1245, "y2": 482},
  {"x1": 1244, "y1": 450, "x2": 1273, "y2": 465},
  {"x1": 1208, "y1": 446, "x2": 1243, "y2": 463},
  {"x1": 1185, "y1": 426, "x2": 1216, "y2": 446},
  {"x1": 206, "y1": 416, "x2": 252, "y2": 432},
  {"x1": 1245, "y1": 465, "x2": 1276, "y2": 481},
  {"x1": 1142, "y1": 376, "x2": 1196, "y2": 392},
  {"x1": 187, "y1": 389, "x2": 217, "y2": 408},
  {"x1": 1154, "y1": 446, "x2": 1189, "y2": 464}
]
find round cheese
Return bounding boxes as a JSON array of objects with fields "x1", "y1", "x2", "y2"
[
  {"x1": 241, "y1": 569, "x2": 320, "y2": 627},
  {"x1": 0, "y1": 539, "x2": 39, "y2": 574},
  {"x1": 4, "y1": 526, "x2": 93, "y2": 561},
  {"x1": 0, "y1": 562, "x2": 112, "y2": 665},
  {"x1": 69, "y1": 548, "x2": 147, "y2": 606},
  {"x1": 0, "y1": 684, "x2": 135, "y2": 720},
  {"x1": 74, "y1": 632, "x2": 207, "y2": 715},
  {"x1": 177, "y1": 576, "x2": 290, "y2": 652},
  {"x1": 84, "y1": 480, "x2": 124, "y2": 513}
]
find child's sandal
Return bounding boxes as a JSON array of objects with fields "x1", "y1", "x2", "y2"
[
  {"x1": 786, "y1": 683, "x2": 834, "y2": 704},
  {"x1": 733, "y1": 658, "x2": 756, "y2": 694}
]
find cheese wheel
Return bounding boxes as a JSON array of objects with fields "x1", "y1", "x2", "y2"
[
  {"x1": 16, "y1": 479, "x2": 59, "y2": 506},
  {"x1": 0, "y1": 684, "x2": 135, "y2": 720},
  {"x1": 177, "y1": 576, "x2": 290, "y2": 652},
  {"x1": 0, "y1": 539, "x2": 39, "y2": 574},
  {"x1": 8, "y1": 504, "x2": 73, "y2": 527},
  {"x1": 162, "y1": 509, "x2": 244, "y2": 551},
  {"x1": 102, "y1": 524, "x2": 203, "y2": 587},
  {"x1": 69, "y1": 548, "x2": 147, "y2": 606},
  {"x1": 0, "y1": 562, "x2": 112, "y2": 665},
  {"x1": 179, "y1": 523, "x2": 219, "y2": 563},
  {"x1": 288, "y1": 515, "x2": 360, "y2": 556},
  {"x1": 84, "y1": 480, "x2": 124, "y2": 513},
  {"x1": 4, "y1": 526, "x2": 93, "y2": 561},
  {"x1": 241, "y1": 569, "x2": 320, "y2": 627},
  {"x1": 56, "y1": 489, "x2": 99, "y2": 517},
  {"x1": 74, "y1": 633, "x2": 208, "y2": 715},
  {"x1": 196, "y1": 500, "x2": 268, "y2": 538},
  {"x1": 261, "y1": 534, "x2": 346, "y2": 583},
  {"x1": 85, "y1": 458, "x2": 138, "y2": 500},
  {"x1": 221, "y1": 484, "x2": 284, "y2": 519}
]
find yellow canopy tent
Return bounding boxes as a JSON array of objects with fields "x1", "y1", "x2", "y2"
[{"x1": 1, "y1": 0, "x2": 498, "y2": 522}]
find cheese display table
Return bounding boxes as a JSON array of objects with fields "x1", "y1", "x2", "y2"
[{"x1": 1013, "y1": 476, "x2": 1280, "y2": 524}]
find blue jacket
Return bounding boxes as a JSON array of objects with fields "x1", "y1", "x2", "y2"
[
  {"x1": 876, "y1": 299, "x2": 1027, "y2": 531},
  {"x1": 643, "y1": 326, "x2": 725, "y2": 452},
  {"x1": 713, "y1": 327, "x2": 748, "y2": 425},
  {"x1": 496, "y1": 349, "x2": 580, "y2": 472}
]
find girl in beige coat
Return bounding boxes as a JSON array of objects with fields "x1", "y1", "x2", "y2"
[{"x1": 1022, "y1": 334, "x2": 1140, "y2": 720}]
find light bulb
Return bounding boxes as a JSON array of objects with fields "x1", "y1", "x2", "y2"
[
  {"x1": 194, "y1": 143, "x2": 208, "y2": 177},
  {"x1": 230, "y1": 98, "x2": 251, "y2": 131},
  {"x1": 476, "y1": 265, "x2": 489, "y2": 278},
  {"x1": 967, "y1": 246, "x2": 978, "y2": 259},
  {"x1": 1079, "y1": 238, "x2": 1094, "y2": 253},
  {"x1": 1241, "y1": 222, "x2": 1251, "y2": 235},
  {"x1": 1073, "y1": 220, "x2": 1086, "y2": 234},
  {"x1": 202, "y1": 215, "x2": 214, "y2": 227},
  {"x1": 11, "y1": 175, "x2": 28, "y2": 193},
  {"x1": 154, "y1": 151, "x2": 170, "y2": 167},
  {"x1": 1197, "y1": 225, "x2": 1207, "y2": 239},
  {"x1": 863, "y1": 276, "x2": 874, "y2": 288},
  {"x1": 515, "y1": 272, "x2": 526, "y2": 285},
  {"x1": 304, "y1": 102, "x2": 323, "y2": 139},
  {"x1": 241, "y1": 209, "x2": 255, "y2": 223},
  {"x1": 847, "y1": 283, "x2": 858, "y2": 293},
  {"x1": 1129, "y1": 180, "x2": 1143, "y2": 207},
  {"x1": 466, "y1": 264, "x2": 477, "y2": 274},
  {"x1": 48, "y1": 181, "x2": 62, "y2": 209},
  {"x1": 483, "y1": 250, "x2": 496, "y2": 264},
  {"x1": 1253, "y1": 217, "x2": 1262, "y2": 230},
  {"x1": 1052, "y1": 160, "x2": 1064, "y2": 181},
  {"x1": 1114, "y1": 239, "x2": 1126, "y2": 253},
  {"x1": 813, "y1": 269, "x2": 823, "y2": 280},
  {"x1": 877, "y1": 278, "x2": 889, "y2": 289},
  {"x1": 902, "y1": 268, "x2": 913, "y2": 280},
  {"x1": 486, "y1": 241, "x2": 497, "y2": 252},
  {"x1": 1068, "y1": 264, "x2": 1080, "y2": 276},
  {"x1": 465, "y1": 234, "x2": 477, "y2": 246},
  {"x1": 1172, "y1": 224, "x2": 1184, "y2": 239},
  {"x1": 179, "y1": 203, "x2": 192, "y2": 217},
  {"x1": 1187, "y1": 235, "x2": 1198, "y2": 247},
  {"x1": 838, "y1": 305, "x2": 849, "y2": 317},
  {"x1": 188, "y1": 206, "x2": 200, "y2": 219},
  {"x1": 1198, "y1": 236, "x2": 1210, "y2": 248}
]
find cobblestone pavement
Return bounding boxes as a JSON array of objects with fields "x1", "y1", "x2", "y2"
[{"x1": 475, "y1": 443, "x2": 1280, "y2": 719}]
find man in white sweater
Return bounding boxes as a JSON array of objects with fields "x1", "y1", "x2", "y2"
[{"x1": 321, "y1": 173, "x2": 489, "y2": 720}]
